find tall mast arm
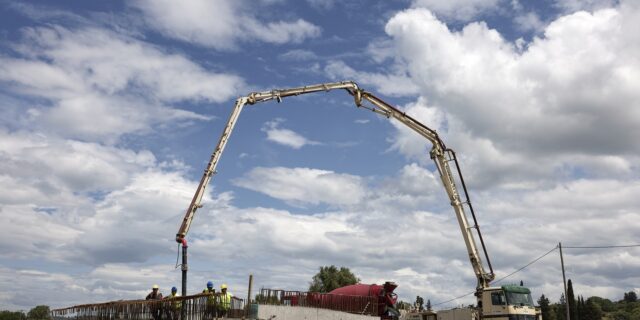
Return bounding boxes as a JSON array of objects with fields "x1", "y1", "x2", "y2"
[{"x1": 356, "y1": 91, "x2": 495, "y2": 289}]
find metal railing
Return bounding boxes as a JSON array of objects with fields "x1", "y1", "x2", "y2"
[
  {"x1": 256, "y1": 289, "x2": 379, "y2": 316},
  {"x1": 51, "y1": 293, "x2": 245, "y2": 320}
]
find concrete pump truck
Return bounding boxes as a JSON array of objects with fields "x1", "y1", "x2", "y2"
[{"x1": 174, "y1": 81, "x2": 537, "y2": 320}]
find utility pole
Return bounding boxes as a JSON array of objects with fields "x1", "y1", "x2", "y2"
[
  {"x1": 559, "y1": 242, "x2": 570, "y2": 320},
  {"x1": 246, "y1": 274, "x2": 253, "y2": 317}
]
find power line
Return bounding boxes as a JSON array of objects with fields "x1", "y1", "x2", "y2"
[
  {"x1": 432, "y1": 243, "x2": 638, "y2": 307},
  {"x1": 433, "y1": 246, "x2": 558, "y2": 307},
  {"x1": 563, "y1": 244, "x2": 640, "y2": 249},
  {"x1": 493, "y1": 245, "x2": 558, "y2": 284},
  {"x1": 432, "y1": 291, "x2": 475, "y2": 307}
]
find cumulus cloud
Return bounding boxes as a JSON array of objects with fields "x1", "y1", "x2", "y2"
[
  {"x1": 554, "y1": 0, "x2": 620, "y2": 14},
  {"x1": 73, "y1": 170, "x2": 200, "y2": 265},
  {"x1": 261, "y1": 118, "x2": 322, "y2": 149},
  {"x1": 131, "y1": 0, "x2": 321, "y2": 50},
  {"x1": 0, "y1": 130, "x2": 155, "y2": 195},
  {"x1": 382, "y1": 3, "x2": 640, "y2": 188},
  {"x1": 2, "y1": 0, "x2": 640, "y2": 311},
  {"x1": 385, "y1": 97, "x2": 446, "y2": 163},
  {"x1": 233, "y1": 167, "x2": 367, "y2": 206},
  {"x1": 0, "y1": 264, "x2": 179, "y2": 310},
  {"x1": 325, "y1": 60, "x2": 420, "y2": 97},
  {"x1": 0, "y1": 137, "x2": 197, "y2": 264},
  {"x1": 0, "y1": 26, "x2": 244, "y2": 142},
  {"x1": 411, "y1": 0, "x2": 503, "y2": 21},
  {"x1": 514, "y1": 12, "x2": 547, "y2": 32}
]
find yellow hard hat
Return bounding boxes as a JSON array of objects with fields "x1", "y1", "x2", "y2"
[
  {"x1": 152, "y1": 284, "x2": 159, "y2": 289},
  {"x1": 221, "y1": 284, "x2": 227, "y2": 289}
]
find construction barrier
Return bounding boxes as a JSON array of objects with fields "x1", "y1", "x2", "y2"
[
  {"x1": 256, "y1": 289, "x2": 378, "y2": 316},
  {"x1": 51, "y1": 293, "x2": 245, "y2": 320}
]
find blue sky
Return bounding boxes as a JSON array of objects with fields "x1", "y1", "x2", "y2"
[{"x1": 1, "y1": 0, "x2": 639, "y2": 312}]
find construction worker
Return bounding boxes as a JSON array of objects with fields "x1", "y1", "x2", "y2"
[
  {"x1": 164, "y1": 286, "x2": 181, "y2": 320},
  {"x1": 203, "y1": 281, "x2": 217, "y2": 320},
  {"x1": 146, "y1": 284, "x2": 163, "y2": 320},
  {"x1": 218, "y1": 284, "x2": 233, "y2": 318}
]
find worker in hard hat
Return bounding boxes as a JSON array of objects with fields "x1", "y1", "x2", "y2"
[
  {"x1": 146, "y1": 284, "x2": 164, "y2": 300},
  {"x1": 217, "y1": 284, "x2": 233, "y2": 318},
  {"x1": 164, "y1": 286, "x2": 181, "y2": 320},
  {"x1": 203, "y1": 281, "x2": 217, "y2": 320},
  {"x1": 146, "y1": 284, "x2": 163, "y2": 320},
  {"x1": 203, "y1": 281, "x2": 216, "y2": 294}
]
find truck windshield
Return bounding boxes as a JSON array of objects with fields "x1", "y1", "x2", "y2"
[{"x1": 505, "y1": 292, "x2": 534, "y2": 306}]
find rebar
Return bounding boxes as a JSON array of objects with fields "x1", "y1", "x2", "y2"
[
  {"x1": 256, "y1": 289, "x2": 379, "y2": 316},
  {"x1": 51, "y1": 293, "x2": 245, "y2": 320}
]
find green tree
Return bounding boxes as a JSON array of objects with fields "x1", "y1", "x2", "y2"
[
  {"x1": 415, "y1": 296, "x2": 424, "y2": 311},
  {"x1": 582, "y1": 298, "x2": 602, "y2": 320},
  {"x1": 630, "y1": 305, "x2": 640, "y2": 320},
  {"x1": 578, "y1": 296, "x2": 585, "y2": 320},
  {"x1": 625, "y1": 292, "x2": 638, "y2": 303},
  {"x1": 0, "y1": 310, "x2": 27, "y2": 320},
  {"x1": 611, "y1": 310, "x2": 630, "y2": 320},
  {"x1": 539, "y1": 294, "x2": 553, "y2": 320},
  {"x1": 568, "y1": 280, "x2": 577, "y2": 320},
  {"x1": 588, "y1": 297, "x2": 615, "y2": 313},
  {"x1": 309, "y1": 265, "x2": 359, "y2": 293},
  {"x1": 26, "y1": 306, "x2": 51, "y2": 320}
]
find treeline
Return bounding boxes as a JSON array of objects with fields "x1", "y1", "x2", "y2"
[
  {"x1": 0, "y1": 306, "x2": 51, "y2": 320},
  {"x1": 538, "y1": 279, "x2": 639, "y2": 320}
]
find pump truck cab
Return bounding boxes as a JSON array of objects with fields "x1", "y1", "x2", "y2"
[
  {"x1": 404, "y1": 285, "x2": 536, "y2": 320},
  {"x1": 173, "y1": 81, "x2": 537, "y2": 320}
]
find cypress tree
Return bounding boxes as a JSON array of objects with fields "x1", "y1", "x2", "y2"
[
  {"x1": 567, "y1": 279, "x2": 577, "y2": 320},
  {"x1": 577, "y1": 296, "x2": 585, "y2": 320}
]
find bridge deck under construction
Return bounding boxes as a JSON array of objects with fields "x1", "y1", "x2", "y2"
[{"x1": 51, "y1": 289, "x2": 380, "y2": 320}]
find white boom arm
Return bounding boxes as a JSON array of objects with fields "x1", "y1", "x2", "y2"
[{"x1": 175, "y1": 81, "x2": 495, "y2": 291}]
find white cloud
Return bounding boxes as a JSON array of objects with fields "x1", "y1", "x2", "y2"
[
  {"x1": 0, "y1": 264, "x2": 180, "y2": 310},
  {"x1": 306, "y1": 0, "x2": 337, "y2": 11},
  {"x1": 0, "y1": 130, "x2": 155, "y2": 196},
  {"x1": 514, "y1": 12, "x2": 546, "y2": 32},
  {"x1": 325, "y1": 60, "x2": 420, "y2": 97},
  {"x1": 0, "y1": 138, "x2": 196, "y2": 264},
  {"x1": 0, "y1": 26, "x2": 244, "y2": 142},
  {"x1": 554, "y1": 0, "x2": 619, "y2": 14},
  {"x1": 385, "y1": 97, "x2": 446, "y2": 163},
  {"x1": 233, "y1": 167, "x2": 367, "y2": 206},
  {"x1": 132, "y1": 0, "x2": 321, "y2": 50},
  {"x1": 0, "y1": 205, "x2": 82, "y2": 262},
  {"x1": 73, "y1": 170, "x2": 202, "y2": 265},
  {"x1": 261, "y1": 118, "x2": 322, "y2": 149},
  {"x1": 411, "y1": 0, "x2": 503, "y2": 21},
  {"x1": 278, "y1": 49, "x2": 319, "y2": 61},
  {"x1": 11, "y1": 27, "x2": 244, "y2": 103},
  {"x1": 2, "y1": 0, "x2": 640, "y2": 311},
  {"x1": 381, "y1": 3, "x2": 640, "y2": 188}
]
